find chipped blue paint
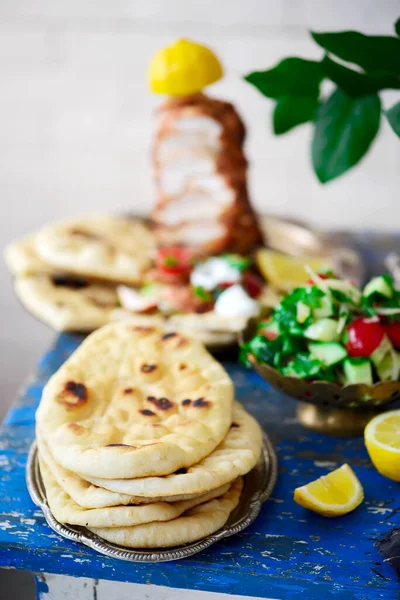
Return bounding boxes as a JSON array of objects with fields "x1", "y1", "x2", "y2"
[
  {"x1": 35, "y1": 575, "x2": 49, "y2": 598},
  {"x1": 0, "y1": 236, "x2": 399, "y2": 599}
]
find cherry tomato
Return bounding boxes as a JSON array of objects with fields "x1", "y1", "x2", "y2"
[
  {"x1": 345, "y1": 317, "x2": 385, "y2": 357},
  {"x1": 217, "y1": 281, "x2": 235, "y2": 291},
  {"x1": 243, "y1": 271, "x2": 263, "y2": 298},
  {"x1": 384, "y1": 321, "x2": 400, "y2": 349},
  {"x1": 305, "y1": 273, "x2": 330, "y2": 285},
  {"x1": 155, "y1": 247, "x2": 193, "y2": 280},
  {"x1": 259, "y1": 328, "x2": 278, "y2": 341}
]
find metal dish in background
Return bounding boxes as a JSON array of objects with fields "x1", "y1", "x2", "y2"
[
  {"x1": 259, "y1": 215, "x2": 364, "y2": 286},
  {"x1": 241, "y1": 321, "x2": 400, "y2": 437},
  {"x1": 26, "y1": 435, "x2": 278, "y2": 563}
]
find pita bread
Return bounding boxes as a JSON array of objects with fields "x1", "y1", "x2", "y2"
[
  {"x1": 37, "y1": 430, "x2": 222, "y2": 508},
  {"x1": 111, "y1": 311, "x2": 240, "y2": 348},
  {"x1": 34, "y1": 216, "x2": 156, "y2": 284},
  {"x1": 4, "y1": 234, "x2": 54, "y2": 276},
  {"x1": 89, "y1": 477, "x2": 243, "y2": 548},
  {"x1": 14, "y1": 274, "x2": 118, "y2": 332},
  {"x1": 39, "y1": 455, "x2": 229, "y2": 528},
  {"x1": 36, "y1": 322, "x2": 233, "y2": 479},
  {"x1": 83, "y1": 402, "x2": 262, "y2": 498}
]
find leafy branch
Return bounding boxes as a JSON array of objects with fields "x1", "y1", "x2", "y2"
[{"x1": 244, "y1": 19, "x2": 400, "y2": 183}]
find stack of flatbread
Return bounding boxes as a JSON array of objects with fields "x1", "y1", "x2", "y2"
[
  {"x1": 5, "y1": 215, "x2": 273, "y2": 347},
  {"x1": 4, "y1": 216, "x2": 156, "y2": 333},
  {"x1": 35, "y1": 322, "x2": 263, "y2": 548}
]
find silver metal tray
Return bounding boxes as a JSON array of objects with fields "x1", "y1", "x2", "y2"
[{"x1": 26, "y1": 434, "x2": 278, "y2": 563}]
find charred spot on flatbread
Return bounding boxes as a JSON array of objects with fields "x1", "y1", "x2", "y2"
[
  {"x1": 51, "y1": 275, "x2": 88, "y2": 289},
  {"x1": 140, "y1": 364, "x2": 157, "y2": 374},
  {"x1": 57, "y1": 381, "x2": 88, "y2": 408},
  {"x1": 123, "y1": 387, "x2": 134, "y2": 394},
  {"x1": 192, "y1": 397, "x2": 210, "y2": 408},
  {"x1": 161, "y1": 332, "x2": 177, "y2": 341},
  {"x1": 66, "y1": 423, "x2": 86, "y2": 435},
  {"x1": 181, "y1": 399, "x2": 192, "y2": 406},
  {"x1": 231, "y1": 422, "x2": 240, "y2": 428},
  {"x1": 106, "y1": 443, "x2": 133, "y2": 448},
  {"x1": 140, "y1": 409, "x2": 156, "y2": 417},
  {"x1": 147, "y1": 396, "x2": 174, "y2": 411}
]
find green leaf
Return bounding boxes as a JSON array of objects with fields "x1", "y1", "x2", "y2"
[
  {"x1": 312, "y1": 89, "x2": 381, "y2": 183},
  {"x1": 386, "y1": 101, "x2": 400, "y2": 137},
  {"x1": 311, "y1": 30, "x2": 400, "y2": 76},
  {"x1": 273, "y1": 95, "x2": 319, "y2": 134},
  {"x1": 244, "y1": 57, "x2": 322, "y2": 99},
  {"x1": 395, "y1": 18, "x2": 400, "y2": 37},
  {"x1": 321, "y1": 55, "x2": 400, "y2": 97}
]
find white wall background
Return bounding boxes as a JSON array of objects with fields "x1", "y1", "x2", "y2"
[{"x1": 0, "y1": 0, "x2": 399, "y2": 416}]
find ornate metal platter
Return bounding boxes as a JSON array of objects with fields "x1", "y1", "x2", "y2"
[{"x1": 26, "y1": 434, "x2": 277, "y2": 563}]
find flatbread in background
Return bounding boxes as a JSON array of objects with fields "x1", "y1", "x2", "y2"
[
  {"x1": 39, "y1": 456, "x2": 229, "y2": 528},
  {"x1": 36, "y1": 322, "x2": 234, "y2": 479},
  {"x1": 37, "y1": 430, "x2": 224, "y2": 508},
  {"x1": 4, "y1": 234, "x2": 54, "y2": 276},
  {"x1": 34, "y1": 216, "x2": 156, "y2": 284},
  {"x1": 15, "y1": 274, "x2": 119, "y2": 332},
  {"x1": 89, "y1": 477, "x2": 243, "y2": 548},
  {"x1": 111, "y1": 311, "x2": 241, "y2": 348},
  {"x1": 83, "y1": 402, "x2": 262, "y2": 499}
]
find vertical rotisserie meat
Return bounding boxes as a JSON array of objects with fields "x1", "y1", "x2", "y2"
[{"x1": 151, "y1": 94, "x2": 264, "y2": 256}]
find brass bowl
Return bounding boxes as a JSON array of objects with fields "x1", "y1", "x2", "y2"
[{"x1": 241, "y1": 325, "x2": 400, "y2": 437}]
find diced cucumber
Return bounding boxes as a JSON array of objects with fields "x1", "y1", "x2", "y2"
[
  {"x1": 376, "y1": 352, "x2": 400, "y2": 381},
  {"x1": 297, "y1": 301, "x2": 311, "y2": 324},
  {"x1": 305, "y1": 318, "x2": 339, "y2": 342},
  {"x1": 363, "y1": 275, "x2": 393, "y2": 299},
  {"x1": 282, "y1": 355, "x2": 321, "y2": 379},
  {"x1": 343, "y1": 358, "x2": 373, "y2": 385},
  {"x1": 313, "y1": 295, "x2": 333, "y2": 319},
  {"x1": 309, "y1": 342, "x2": 347, "y2": 367},
  {"x1": 327, "y1": 280, "x2": 361, "y2": 305},
  {"x1": 259, "y1": 320, "x2": 280, "y2": 338},
  {"x1": 370, "y1": 335, "x2": 392, "y2": 367}
]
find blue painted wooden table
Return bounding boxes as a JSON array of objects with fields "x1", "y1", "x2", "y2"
[{"x1": 1, "y1": 232, "x2": 400, "y2": 599}]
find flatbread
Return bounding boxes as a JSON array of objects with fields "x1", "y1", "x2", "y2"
[
  {"x1": 14, "y1": 274, "x2": 118, "y2": 332},
  {"x1": 37, "y1": 430, "x2": 222, "y2": 508},
  {"x1": 89, "y1": 477, "x2": 243, "y2": 548},
  {"x1": 34, "y1": 216, "x2": 156, "y2": 284},
  {"x1": 111, "y1": 311, "x2": 239, "y2": 348},
  {"x1": 83, "y1": 402, "x2": 262, "y2": 498},
  {"x1": 39, "y1": 455, "x2": 229, "y2": 528},
  {"x1": 4, "y1": 234, "x2": 54, "y2": 276},
  {"x1": 36, "y1": 322, "x2": 234, "y2": 479}
]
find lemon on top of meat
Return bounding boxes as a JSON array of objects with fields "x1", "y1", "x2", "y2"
[
  {"x1": 364, "y1": 410, "x2": 400, "y2": 482},
  {"x1": 294, "y1": 464, "x2": 364, "y2": 517},
  {"x1": 148, "y1": 38, "x2": 223, "y2": 96}
]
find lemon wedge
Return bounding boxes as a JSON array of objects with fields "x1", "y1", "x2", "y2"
[
  {"x1": 256, "y1": 249, "x2": 332, "y2": 292},
  {"x1": 148, "y1": 38, "x2": 223, "y2": 96},
  {"x1": 364, "y1": 410, "x2": 400, "y2": 482},
  {"x1": 294, "y1": 464, "x2": 364, "y2": 517}
]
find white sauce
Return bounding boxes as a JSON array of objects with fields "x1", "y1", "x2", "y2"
[
  {"x1": 117, "y1": 285, "x2": 157, "y2": 312},
  {"x1": 190, "y1": 258, "x2": 242, "y2": 290},
  {"x1": 214, "y1": 284, "x2": 260, "y2": 318}
]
